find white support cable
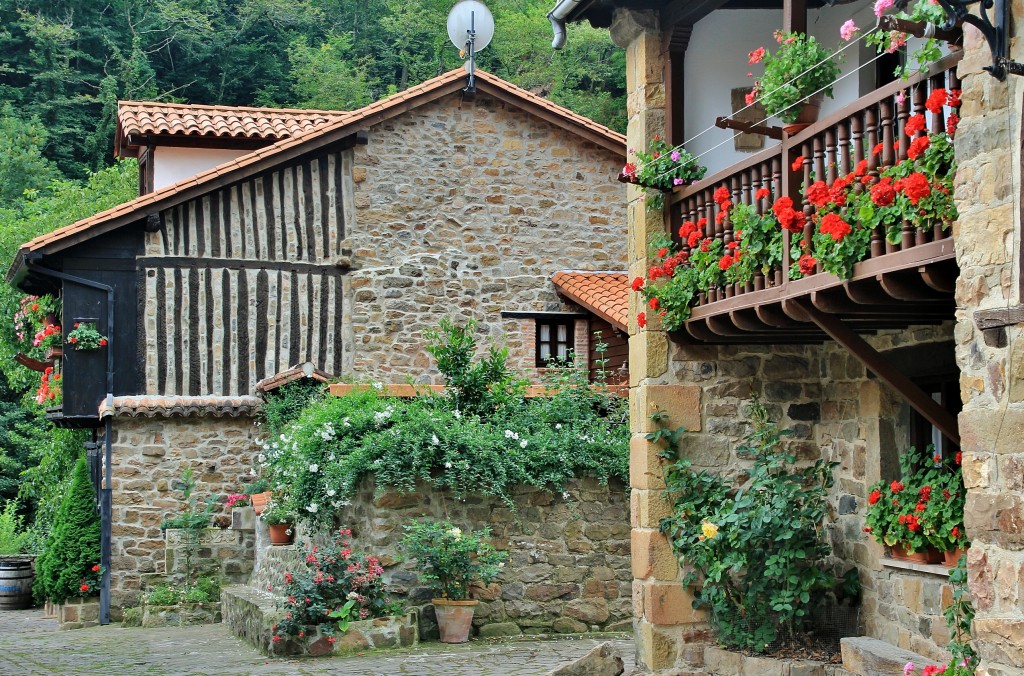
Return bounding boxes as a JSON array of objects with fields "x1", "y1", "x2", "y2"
[
  {"x1": 676, "y1": 28, "x2": 879, "y2": 153},
  {"x1": 644, "y1": 49, "x2": 891, "y2": 187}
]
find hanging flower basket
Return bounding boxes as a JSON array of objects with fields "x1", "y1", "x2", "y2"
[{"x1": 66, "y1": 322, "x2": 108, "y2": 351}]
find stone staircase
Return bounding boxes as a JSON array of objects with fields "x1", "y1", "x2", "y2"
[
  {"x1": 840, "y1": 637, "x2": 944, "y2": 676},
  {"x1": 221, "y1": 525, "x2": 306, "y2": 656}
]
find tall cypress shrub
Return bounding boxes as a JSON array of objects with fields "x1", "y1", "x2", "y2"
[{"x1": 33, "y1": 457, "x2": 100, "y2": 604}]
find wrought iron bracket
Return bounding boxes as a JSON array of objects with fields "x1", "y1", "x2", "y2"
[{"x1": 933, "y1": 0, "x2": 1018, "y2": 79}]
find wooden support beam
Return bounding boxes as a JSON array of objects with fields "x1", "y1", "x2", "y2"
[
  {"x1": 791, "y1": 298, "x2": 960, "y2": 446},
  {"x1": 715, "y1": 116, "x2": 783, "y2": 140},
  {"x1": 14, "y1": 352, "x2": 53, "y2": 372},
  {"x1": 783, "y1": 0, "x2": 807, "y2": 35}
]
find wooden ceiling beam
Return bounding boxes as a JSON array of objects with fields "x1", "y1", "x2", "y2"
[{"x1": 792, "y1": 298, "x2": 960, "y2": 446}]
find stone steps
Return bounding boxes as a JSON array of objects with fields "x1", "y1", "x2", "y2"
[
  {"x1": 840, "y1": 637, "x2": 943, "y2": 676},
  {"x1": 222, "y1": 542, "x2": 307, "y2": 655}
]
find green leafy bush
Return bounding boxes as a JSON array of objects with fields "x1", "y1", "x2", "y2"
[
  {"x1": 659, "y1": 400, "x2": 845, "y2": 651},
  {"x1": 401, "y1": 520, "x2": 507, "y2": 601},
  {"x1": 33, "y1": 456, "x2": 101, "y2": 604},
  {"x1": 256, "y1": 320, "x2": 629, "y2": 529},
  {"x1": 0, "y1": 500, "x2": 31, "y2": 555}
]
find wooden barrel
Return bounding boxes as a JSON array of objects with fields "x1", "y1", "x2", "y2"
[{"x1": 0, "y1": 559, "x2": 34, "y2": 610}]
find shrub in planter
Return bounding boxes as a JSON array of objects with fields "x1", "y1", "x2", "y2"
[
  {"x1": 33, "y1": 457, "x2": 101, "y2": 604},
  {"x1": 271, "y1": 528, "x2": 402, "y2": 650},
  {"x1": 658, "y1": 400, "x2": 854, "y2": 652}
]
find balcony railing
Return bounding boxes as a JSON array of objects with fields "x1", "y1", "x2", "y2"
[{"x1": 668, "y1": 53, "x2": 962, "y2": 343}]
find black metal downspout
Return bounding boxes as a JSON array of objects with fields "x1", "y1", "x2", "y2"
[{"x1": 26, "y1": 262, "x2": 115, "y2": 626}]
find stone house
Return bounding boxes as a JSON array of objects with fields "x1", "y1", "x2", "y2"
[
  {"x1": 6, "y1": 69, "x2": 631, "y2": 617},
  {"x1": 550, "y1": 0, "x2": 1023, "y2": 673}
]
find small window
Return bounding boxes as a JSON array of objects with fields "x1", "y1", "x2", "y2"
[{"x1": 536, "y1": 318, "x2": 575, "y2": 367}]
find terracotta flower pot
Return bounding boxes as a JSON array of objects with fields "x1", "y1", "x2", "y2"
[
  {"x1": 943, "y1": 547, "x2": 968, "y2": 567},
  {"x1": 783, "y1": 93, "x2": 823, "y2": 136},
  {"x1": 250, "y1": 491, "x2": 273, "y2": 515},
  {"x1": 433, "y1": 598, "x2": 478, "y2": 643},
  {"x1": 268, "y1": 523, "x2": 294, "y2": 546},
  {"x1": 890, "y1": 544, "x2": 943, "y2": 564}
]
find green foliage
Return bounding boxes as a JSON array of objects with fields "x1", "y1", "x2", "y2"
[
  {"x1": 943, "y1": 553, "x2": 978, "y2": 673},
  {"x1": 623, "y1": 135, "x2": 706, "y2": 211},
  {"x1": 256, "y1": 321, "x2": 628, "y2": 529},
  {"x1": 33, "y1": 456, "x2": 101, "y2": 604},
  {"x1": 424, "y1": 317, "x2": 522, "y2": 417},
  {"x1": 259, "y1": 380, "x2": 324, "y2": 437},
  {"x1": 659, "y1": 400, "x2": 843, "y2": 652},
  {"x1": 287, "y1": 32, "x2": 373, "y2": 110},
  {"x1": 161, "y1": 468, "x2": 220, "y2": 585},
  {"x1": 0, "y1": 499, "x2": 32, "y2": 555},
  {"x1": 401, "y1": 520, "x2": 506, "y2": 601},
  {"x1": 146, "y1": 577, "x2": 219, "y2": 606},
  {"x1": 0, "y1": 110, "x2": 57, "y2": 206},
  {"x1": 272, "y1": 529, "x2": 402, "y2": 643}
]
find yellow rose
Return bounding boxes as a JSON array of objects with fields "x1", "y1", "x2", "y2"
[{"x1": 701, "y1": 522, "x2": 719, "y2": 539}]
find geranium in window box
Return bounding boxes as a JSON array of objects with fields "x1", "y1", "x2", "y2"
[{"x1": 65, "y1": 322, "x2": 108, "y2": 351}]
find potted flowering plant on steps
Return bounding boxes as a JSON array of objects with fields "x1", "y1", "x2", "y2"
[
  {"x1": 746, "y1": 31, "x2": 842, "y2": 133},
  {"x1": 401, "y1": 519, "x2": 507, "y2": 643},
  {"x1": 260, "y1": 502, "x2": 295, "y2": 546}
]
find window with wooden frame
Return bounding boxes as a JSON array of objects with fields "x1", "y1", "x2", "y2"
[{"x1": 536, "y1": 318, "x2": 575, "y2": 367}]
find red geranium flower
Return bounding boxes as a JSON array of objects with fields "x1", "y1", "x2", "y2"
[
  {"x1": 868, "y1": 489, "x2": 881, "y2": 505},
  {"x1": 791, "y1": 156, "x2": 804, "y2": 172},
  {"x1": 820, "y1": 213, "x2": 852, "y2": 242},
  {"x1": 805, "y1": 180, "x2": 830, "y2": 208},
  {"x1": 80, "y1": 584, "x2": 90, "y2": 592},
  {"x1": 755, "y1": 187, "x2": 770, "y2": 200},
  {"x1": 926, "y1": 88, "x2": 947, "y2": 114},
  {"x1": 948, "y1": 89, "x2": 961, "y2": 107},
  {"x1": 99, "y1": 338, "x2": 108, "y2": 347},
  {"x1": 947, "y1": 112, "x2": 960, "y2": 137},
  {"x1": 907, "y1": 135, "x2": 930, "y2": 160},
  {"x1": 905, "y1": 113, "x2": 926, "y2": 137},
  {"x1": 637, "y1": 312, "x2": 647, "y2": 328},
  {"x1": 92, "y1": 564, "x2": 101, "y2": 572},
  {"x1": 854, "y1": 159, "x2": 868, "y2": 177},
  {"x1": 898, "y1": 172, "x2": 931, "y2": 205},
  {"x1": 872, "y1": 142, "x2": 885, "y2": 157},
  {"x1": 718, "y1": 255, "x2": 734, "y2": 271},
  {"x1": 713, "y1": 186, "x2": 731, "y2": 205},
  {"x1": 871, "y1": 178, "x2": 896, "y2": 207},
  {"x1": 658, "y1": 247, "x2": 668, "y2": 258},
  {"x1": 648, "y1": 297, "x2": 659, "y2": 309},
  {"x1": 687, "y1": 231, "x2": 701, "y2": 248},
  {"x1": 797, "y1": 254, "x2": 816, "y2": 275},
  {"x1": 955, "y1": 451, "x2": 962, "y2": 465},
  {"x1": 748, "y1": 46, "x2": 766, "y2": 64},
  {"x1": 679, "y1": 220, "x2": 697, "y2": 238},
  {"x1": 631, "y1": 277, "x2": 644, "y2": 292},
  {"x1": 622, "y1": 163, "x2": 636, "y2": 177},
  {"x1": 890, "y1": 480, "x2": 904, "y2": 493}
]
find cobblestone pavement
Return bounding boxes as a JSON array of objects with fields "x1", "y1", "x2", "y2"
[{"x1": 0, "y1": 609, "x2": 635, "y2": 675}]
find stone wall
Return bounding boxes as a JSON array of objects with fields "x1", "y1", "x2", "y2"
[
  {"x1": 343, "y1": 92, "x2": 626, "y2": 382},
  {"x1": 324, "y1": 475, "x2": 633, "y2": 638},
  {"x1": 951, "y1": 16, "x2": 1024, "y2": 674},
  {"x1": 107, "y1": 414, "x2": 262, "y2": 608}
]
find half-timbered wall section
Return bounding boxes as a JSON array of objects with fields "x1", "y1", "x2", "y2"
[{"x1": 141, "y1": 151, "x2": 354, "y2": 395}]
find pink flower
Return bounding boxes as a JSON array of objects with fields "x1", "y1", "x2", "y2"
[
  {"x1": 673, "y1": 178, "x2": 684, "y2": 186},
  {"x1": 745, "y1": 90, "x2": 757, "y2": 105},
  {"x1": 895, "y1": 89, "x2": 907, "y2": 105},
  {"x1": 670, "y1": 151, "x2": 681, "y2": 162},
  {"x1": 887, "y1": 31, "x2": 907, "y2": 53},
  {"x1": 840, "y1": 19, "x2": 859, "y2": 41},
  {"x1": 748, "y1": 47, "x2": 766, "y2": 64},
  {"x1": 874, "y1": 0, "x2": 895, "y2": 16}
]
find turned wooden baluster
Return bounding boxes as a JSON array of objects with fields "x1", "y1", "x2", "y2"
[
  {"x1": 865, "y1": 106, "x2": 880, "y2": 174},
  {"x1": 813, "y1": 135, "x2": 826, "y2": 184},
  {"x1": 824, "y1": 128, "x2": 838, "y2": 184},
  {"x1": 880, "y1": 98, "x2": 896, "y2": 168},
  {"x1": 837, "y1": 122, "x2": 851, "y2": 178},
  {"x1": 896, "y1": 89, "x2": 911, "y2": 160}
]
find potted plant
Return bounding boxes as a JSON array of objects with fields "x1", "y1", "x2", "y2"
[
  {"x1": 260, "y1": 502, "x2": 295, "y2": 546},
  {"x1": 864, "y1": 445, "x2": 950, "y2": 564},
  {"x1": 400, "y1": 520, "x2": 507, "y2": 643},
  {"x1": 922, "y1": 450, "x2": 969, "y2": 566},
  {"x1": 65, "y1": 322, "x2": 108, "y2": 351},
  {"x1": 245, "y1": 479, "x2": 272, "y2": 515},
  {"x1": 746, "y1": 31, "x2": 841, "y2": 131},
  {"x1": 620, "y1": 135, "x2": 707, "y2": 210}
]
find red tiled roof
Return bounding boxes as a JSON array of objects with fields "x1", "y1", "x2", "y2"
[
  {"x1": 116, "y1": 101, "x2": 347, "y2": 154},
  {"x1": 98, "y1": 395, "x2": 262, "y2": 418},
  {"x1": 10, "y1": 69, "x2": 625, "y2": 281},
  {"x1": 551, "y1": 271, "x2": 629, "y2": 331}
]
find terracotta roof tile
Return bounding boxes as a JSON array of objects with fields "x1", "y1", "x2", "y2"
[
  {"x1": 98, "y1": 395, "x2": 262, "y2": 418},
  {"x1": 14, "y1": 69, "x2": 624, "y2": 267},
  {"x1": 551, "y1": 271, "x2": 629, "y2": 331},
  {"x1": 117, "y1": 100, "x2": 347, "y2": 146},
  {"x1": 255, "y1": 364, "x2": 334, "y2": 394}
]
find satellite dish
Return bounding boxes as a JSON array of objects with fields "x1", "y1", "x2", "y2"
[{"x1": 447, "y1": 1, "x2": 494, "y2": 53}]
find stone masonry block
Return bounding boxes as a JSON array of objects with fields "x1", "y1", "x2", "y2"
[
  {"x1": 628, "y1": 331, "x2": 669, "y2": 385},
  {"x1": 632, "y1": 488, "x2": 673, "y2": 529},
  {"x1": 642, "y1": 581, "x2": 706, "y2": 626},
  {"x1": 635, "y1": 619, "x2": 680, "y2": 672},
  {"x1": 631, "y1": 528, "x2": 679, "y2": 581},
  {"x1": 634, "y1": 384, "x2": 702, "y2": 434},
  {"x1": 630, "y1": 434, "x2": 667, "y2": 490}
]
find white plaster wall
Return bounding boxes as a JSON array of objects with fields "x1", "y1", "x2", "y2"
[
  {"x1": 152, "y1": 146, "x2": 252, "y2": 190},
  {"x1": 683, "y1": 4, "x2": 880, "y2": 175}
]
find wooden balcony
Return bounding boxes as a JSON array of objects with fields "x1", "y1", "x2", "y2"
[{"x1": 668, "y1": 53, "x2": 962, "y2": 344}]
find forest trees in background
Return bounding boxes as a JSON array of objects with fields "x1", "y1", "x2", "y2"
[{"x1": 0, "y1": 0, "x2": 625, "y2": 180}]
